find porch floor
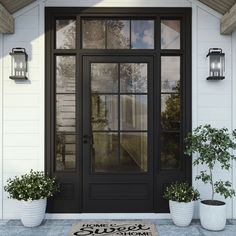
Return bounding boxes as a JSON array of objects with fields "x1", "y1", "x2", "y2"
[{"x1": 0, "y1": 219, "x2": 236, "y2": 235}]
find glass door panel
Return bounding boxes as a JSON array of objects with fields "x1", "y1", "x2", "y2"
[{"x1": 90, "y1": 62, "x2": 148, "y2": 173}]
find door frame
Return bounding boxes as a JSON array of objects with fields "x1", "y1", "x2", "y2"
[{"x1": 45, "y1": 7, "x2": 192, "y2": 213}]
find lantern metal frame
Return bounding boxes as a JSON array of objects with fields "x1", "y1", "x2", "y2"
[
  {"x1": 206, "y1": 48, "x2": 225, "y2": 80},
  {"x1": 9, "y1": 47, "x2": 28, "y2": 80}
]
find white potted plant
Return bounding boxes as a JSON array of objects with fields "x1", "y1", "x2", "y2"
[
  {"x1": 4, "y1": 170, "x2": 59, "y2": 227},
  {"x1": 164, "y1": 182, "x2": 200, "y2": 227},
  {"x1": 185, "y1": 125, "x2": 236, "y2": 231}
]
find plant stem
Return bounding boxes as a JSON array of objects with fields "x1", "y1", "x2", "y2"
[{"x1": 209, "y1": 168, "x2": 214, "y2": 200}]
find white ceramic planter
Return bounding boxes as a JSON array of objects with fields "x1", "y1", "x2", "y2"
[
  {"x1": 169, "y1": 200, "x2": 194, "y2": 227},
  {"x1": 20, "y1": 198, "x2": 47, "y2": 227},
  {"x1": 200, "y1": 200, "x2": 226, "y2": 231}
]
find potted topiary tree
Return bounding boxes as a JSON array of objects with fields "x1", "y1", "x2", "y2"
[
  {"x1": 4, "y1": 170, "x2": 59, "y2": 227},
  {"x1": 185, "y1": 124, "x2": 236, "y2": 231},
  {"x1": 164, "y1": 182, "x2": 199, "y2": 227}
]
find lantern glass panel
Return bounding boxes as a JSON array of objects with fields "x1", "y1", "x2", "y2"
[
  {"x1": 12, "y1": 53, "x2": 27, "y2": 77},
  {"x1": 209, "y1": 53, "x2": 225, "y2": 77}
]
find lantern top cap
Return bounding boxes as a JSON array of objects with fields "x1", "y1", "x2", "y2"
[
  {"x1": 9, "y1": 48, "x2": 27, "y2": 55},
  {"x1": 207, "y1": 48, "x2": 224, "y2": 57}
]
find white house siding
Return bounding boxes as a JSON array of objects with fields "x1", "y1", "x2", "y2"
[{"x1": 0, "y1": 0, "x2": 235, "y2": 219}]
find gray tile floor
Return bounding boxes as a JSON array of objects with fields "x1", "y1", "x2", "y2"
[{"x1": 0, "y1": 219, "x2": 236, "y2": 236}]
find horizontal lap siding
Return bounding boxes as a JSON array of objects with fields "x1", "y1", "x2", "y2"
[
  {"x1": 195, "y1": 7, "x2": 233, "y2": 218},
  {"x1": 2, "y1": 4, "x2": 43, "y2": 219}
]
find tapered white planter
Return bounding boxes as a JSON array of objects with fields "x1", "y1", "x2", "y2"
[
  {"x1": 20, "y1": 199, "x2": 47, "y2": 227},
  {"x1": 169, "y1": 200, "x2": 194, "y2": 227},
  {"x1": 200, "y1": 200, "x2": 226, "y2": 231}
]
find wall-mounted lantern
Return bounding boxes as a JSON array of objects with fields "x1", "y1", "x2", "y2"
[
  {"x1": 206, "y1": 48, "x2": 225, "y2": 80},
  {"x1": 9, "y1": 48, "x2": 28, "y2": 80}
]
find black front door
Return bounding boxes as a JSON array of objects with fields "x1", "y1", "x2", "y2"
[{"x1": 82, "y1": 56, "x2": 154, "y2": 212}]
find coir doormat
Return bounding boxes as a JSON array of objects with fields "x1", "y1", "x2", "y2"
[{"x1": 69, "y1": 221, "x2": 157, "y2": 236}]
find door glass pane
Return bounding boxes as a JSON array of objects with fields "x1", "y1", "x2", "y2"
[
  {"x1": 161, "y1": 56, "x2": 180, "y2": 93},
  {"x1": 161, "y1": 94, "x2": 180, "y2": 130},
  {"x1": 120, "y1": 95, "x2": 147, "y2": 131},
  {"x1": 92, "y1": 132, "x2": 119, "y2": 172},
  {"x1": 82, "y1": 20, "x2": 105, "y2": 49},
  {"x1": 131, "y1": 20, "x2": 154, "y2": 49},
  {"x1": 161, "y1": 132, "x2": 180, "y2": 169},
  {"x1": 56, "y1": 94, "x2": 75, "y2": 132},
  {"x1": 161, "y1": 20, "x2": 180, "y2": 49},
  {"x1": 56, "y1": 19, "x2": 76, "y2": 49},
  {"x1": 120, "y1": 63, "x2": 147, "y2": 93},
  {"x1": 91, "y1": 95, "x2": 118, "y2": 131},
  {"x1": 120, "y1": 132, "x2": 147, "y2": 172},
  {"x1": 56, "y1": 133, "x2": 76, "y2": 171},
  {"x1": 107, "y1": 20, "x2": 130, "y2": 49},
  {"x1": 91, "y1": 63, "x2": 118, "y2": 93},
  {"x1": 56, "y1": 56, "x2": 75, "y2": 93}
]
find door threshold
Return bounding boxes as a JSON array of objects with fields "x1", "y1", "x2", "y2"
[{"x1": 46, "y1": 213, "x2": 171, "y2": 220}]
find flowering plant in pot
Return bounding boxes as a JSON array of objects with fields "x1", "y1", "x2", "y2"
[
  {"x1": 164, "y1": 182, "x2": 199, "y2": 227},
  {"x1": 4, "y1": 170, "x2": 59, "y2": 227},
  {"x1": 185, "y1": 125, "x2": 236, "y2": 231}
]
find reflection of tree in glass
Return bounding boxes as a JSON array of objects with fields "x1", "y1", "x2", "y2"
[
  {"x1": 92, "y1": 95, "x2": 109, "y2": 130},
  {"x1": 83, "y1": 20, "x2": 105, "y2": 48},
  {"x1": 161, "y1": 81, "x2": 180, "y2": 130},
  {"x1": 107, "y1": 20, "x2": 130, "y2": 49},
  {"x1": 121, "y1": 64, "x2": 147, "y2": 92},
  {"x1": 57, "y1": 56, "x2": 75, "y2": 93},
  {"x1": 161, "y1": 81, "x2": 181, "y2": 169},
  {"x1": 56, "y1": 20, "x2": 76, "y2": 49}
]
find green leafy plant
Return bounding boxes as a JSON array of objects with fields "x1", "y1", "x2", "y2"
[
  {"x1": 4, "y1": 170, "x2": 59, "y2": 201},
  {"x1": 185, "y1": 124, "x2": 236, "y2": 201},
  {"x1": 164, "y1": 182, "x2": 200, "y2": 202}
]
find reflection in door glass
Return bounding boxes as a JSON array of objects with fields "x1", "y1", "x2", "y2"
[
  {"x1": 131, "y1": 20, "x2": 154, "y2": 49},
  {"x1": 120, "y1": 132, "x2": 147, "y2": 172},
  {"x1": 56, "y1": 56, "x2": 76, "y2": 93},
  {"x1": 56, "y1": 134, "x2": 76, "y2": 171},
  {"x1": 90, "y1": 62, "x2": 149, "y2": 173},
  {"x1": 120, "y1": 63, "x2": 147, "y2": 93},
  {"x1": 161, "y1": 132, "x2": 180, "y2": 169},
  {"x1": 56, "y1": 19, "x2": 76, "y2": 49},
  {"x1": 161, "y1": 94, "x2": 180, "y2": 130},
  {"x1": 91, "y1": 95, "x2": 118, "y2": 131},
  {"x1": 91, "y1": 63, "x2": 118, "y2": 93},
  {"x1": 161, "y1": 20, "x2": 180, "y2": 49},
  {"x1": 56, "y1": 94, "x2": 76, "y2": 132},
  {"x1": 120, "y1": 95, "x2": 147, "y2": 131},
  {"x1": 107, "y1": 20, "x2": 130, "y2": 49},
  {"x1": 92, "y1": 132, "x2": 119, "y2": 172},
  {"x1": 82, "y1": 20, "x2": 106, "y2": 49},
  {"x1": 161, "y1": 56, "x2": 180, "y2": 93}
]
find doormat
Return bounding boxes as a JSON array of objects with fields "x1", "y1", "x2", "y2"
[{"x1": 69, "y1": 221, "x2": 158, "y2": 236}]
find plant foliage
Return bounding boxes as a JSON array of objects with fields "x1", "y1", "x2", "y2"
[
  {"x1": 164, "y1": 182, "x2": 200, "y2": 202},
  {"x1": 185, "y1": 124, "x2": 236, "y2": 200},
  {"x1": 4, "y1": 170, "x2": 59, "y2": 201}
]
